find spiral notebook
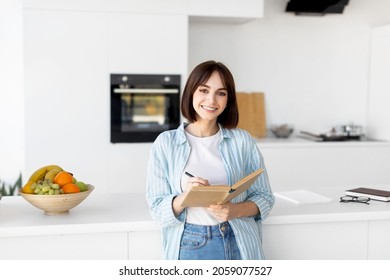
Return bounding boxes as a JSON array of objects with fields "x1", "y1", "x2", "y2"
[{"x1": 274, "y1": 189, "x2": 333, "y2": 204}]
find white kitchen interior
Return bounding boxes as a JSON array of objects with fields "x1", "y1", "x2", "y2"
[{"x1": 1, "y1": 0, "x2": 390, "y2": 260}]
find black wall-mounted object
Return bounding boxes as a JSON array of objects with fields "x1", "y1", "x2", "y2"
[
  {"x1": 286, "y1": 0, "x2": 349, "y2": 15},
  {"x1": 110, "y1": 74, "x2": 181, "y2": 143}
]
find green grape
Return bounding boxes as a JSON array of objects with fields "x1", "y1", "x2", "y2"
[
  {"x1": 30, "y1": 183, "x2": 38, "y2": 191},
  {"x1": 42, "y1": 185, "x2": 51, "y2": 193}
]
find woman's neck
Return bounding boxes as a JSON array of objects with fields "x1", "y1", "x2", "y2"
[{"x1": 185, "y1": 121, "x2": 219, "y2": 137}]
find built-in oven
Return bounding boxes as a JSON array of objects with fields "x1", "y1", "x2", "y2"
[{"x1": 110, "y1": 74, "x2": 181, "y2": 143}]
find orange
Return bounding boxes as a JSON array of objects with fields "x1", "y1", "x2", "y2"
[
  {"x1": 53, "y1": 171, "x2": 73, "y2": 187},
  {"x1": 62, "y1": 183, "x2": 80, "y2": 194},
  {"x1": 22, "y1": 181, "x2": 34, "y2": 194}
]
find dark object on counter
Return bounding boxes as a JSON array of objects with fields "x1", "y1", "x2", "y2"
[
  {"x1": 300, "y1": 130, "x2": 363, "y2": 141},
  {"x1": 271, "y1": 124, "x2": 294, "y2": 138},
  {"x1": 110, "y1": 74, "x2": 181, "y2": 143}
]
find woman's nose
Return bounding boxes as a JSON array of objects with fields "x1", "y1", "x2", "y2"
[{"x1": 207, "y1": 92, "x2": 216, "y2": 102}]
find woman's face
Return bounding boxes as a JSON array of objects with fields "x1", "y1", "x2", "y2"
[{"x1": 192, "y1": 71, "x2": 228, "y2": 123}]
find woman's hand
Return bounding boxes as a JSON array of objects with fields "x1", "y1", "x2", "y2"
[
  {"x1": 172, "y1": 176, "x2": 210, "y2": 217},
  {"x1": 208, "y1": 201, "x2": 260, "y2": 222},
  {"x1": 208, "y1": 202, "x2": 239, "y2": 222},
  {"x1": 186, "y1": 176, "x2": 210, "y2": 187}
]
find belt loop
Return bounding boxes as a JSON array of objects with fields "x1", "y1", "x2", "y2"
[{"x1": 207, "y1": 225, "x2": 212, "y2": 239}]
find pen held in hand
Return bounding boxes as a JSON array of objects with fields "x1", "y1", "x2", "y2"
[{"x1": 185, "y1": 172, "x2": 210, "y2": 187}]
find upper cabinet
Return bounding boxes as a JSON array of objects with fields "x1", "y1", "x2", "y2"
[
  {"x1": 23, "y1": 0, "x2": 263, "y2": 22},
  {"x1": 188, "y1": 0, "x2": 264, "y2": 22}
]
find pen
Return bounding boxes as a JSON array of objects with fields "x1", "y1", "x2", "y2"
[{"x1": 184, "y1": 171, "x2": 194, "y2": 178}]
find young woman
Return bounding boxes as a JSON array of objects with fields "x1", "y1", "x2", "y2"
[{"x1": 146, "y1": 60, "x2": 274, "y2": 260}]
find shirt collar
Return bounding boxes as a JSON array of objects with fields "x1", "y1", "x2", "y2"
[{"x1": 174, "y1": 122, "x2": 232, "y2": 145}]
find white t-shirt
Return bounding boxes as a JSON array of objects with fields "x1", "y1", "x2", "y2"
[{"x1": 181, "y1": 129, "x2": 228, "y2": 225}]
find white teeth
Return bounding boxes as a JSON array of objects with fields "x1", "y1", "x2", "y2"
[{"x1": 202, "y1": 105, "x2": 217, "y2": 111}]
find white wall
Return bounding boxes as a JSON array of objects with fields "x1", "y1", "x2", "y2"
[
  {"x1": 368, "y1": 25, "x2": 390, "y2": 141},
  {"x1": 189, "y1": 0, "x2": 390, "y2": 135},
  {"x1": 0, "y1": 0, "x2": 24, "y2": 183}
]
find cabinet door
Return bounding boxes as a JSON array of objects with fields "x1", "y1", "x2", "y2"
[
  {"x1": 0, "y1": 232, "x2": 128, "y2": 260},
  {"x1": 107, "y1": 13, "x2": 188, "y2": 74},
  {"x1": 188, "y1": 0, "x2": 263, "y2": 20},
  {"x1": 368, "y1": 220, "x2": 390, "y2": 259},
  {"x1": 263, "y1": 221, "x2": 368, "y2": 260},
  {"x1": 24, "y1": 10, "x2": 109, "y2": 192},
  {"x1": 128, "y1": 231, "x2": 163, "y2": 260}
]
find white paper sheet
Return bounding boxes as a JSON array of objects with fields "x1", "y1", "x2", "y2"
[{"x1": 274, "y1": 189, "x2": 333, "y2": 204}]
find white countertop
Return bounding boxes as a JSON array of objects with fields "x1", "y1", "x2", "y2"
[
  {"x1": 1, "y1": 188, "x2": 390, "y2": 238},
  {"x1": 0, "y1": 192, "x2": 159, "y2": 238},
  {"x1": 270, "y1": 187, "x2": 390, "y2": 224},
  {"x1": 255, "y1": 135, "x2": 390, "y2": 148}
]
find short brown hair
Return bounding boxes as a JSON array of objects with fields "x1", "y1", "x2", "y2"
[{"x1": 181, "y1": 60, "x2": 239, "y2": 129}]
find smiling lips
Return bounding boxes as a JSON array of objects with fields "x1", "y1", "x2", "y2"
[{"x1": 201, "y1": 105, "x2": 218, "y2": 112}]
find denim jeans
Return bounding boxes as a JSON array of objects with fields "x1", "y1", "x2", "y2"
[{"x1": 178, "y1": 222, "x2": 241, "y2": 260}]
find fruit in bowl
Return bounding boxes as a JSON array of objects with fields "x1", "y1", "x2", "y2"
[{"x1": 19, "y1": 164, "x2": 94, "y2": 215}]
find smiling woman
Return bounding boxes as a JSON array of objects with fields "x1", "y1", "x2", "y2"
[
  {"x1": 190, "y1": 71, "x2": 228, "y2": 126},
  {"x1": 146, "y1": 60, "x2": 275, "y2": 260}
]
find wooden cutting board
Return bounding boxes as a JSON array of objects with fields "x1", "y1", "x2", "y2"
[{"x1": 236, "y1": 92, "x2": 267, "y2": 138}]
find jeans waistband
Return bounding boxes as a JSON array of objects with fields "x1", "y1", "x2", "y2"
[{"x1": 184, "y1": 222, "x2": 232, "y2": 237}]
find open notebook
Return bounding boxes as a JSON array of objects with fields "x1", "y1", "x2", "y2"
[{"x1": 180, "y1": 169, "x2": 264, "y2": 207}]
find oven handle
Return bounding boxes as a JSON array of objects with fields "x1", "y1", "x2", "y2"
[{"x1": 113, "y1": 88, "x2": 179, "y2": 94}]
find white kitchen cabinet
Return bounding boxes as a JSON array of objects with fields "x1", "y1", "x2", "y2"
[
  {"x1": 107, "y1": 13, "x2": 188, "y2": 75},
  {"x1": 2, "y1": 192, "x2": 390, "y2": 260},
  {"x1": 188, "y1": 0, "x2": 264, "y2": 22},
  {"x1": 368, "y1": 220, "x2": 390, "y2": 259},
  {"x1": 262, "y1": 221, "x2": 368, "y2": 260},
  {"x1": 0, "y1": 232, "x2": 128, "y2": 260},
  {"x1": 23, "y1": 9, "x2": 110, "y2": 192},
  {"x1": 23, "y1": 8, "x2": 188, "y2": 194},
  {"x1": 24, "y1": 0, "x2": 263, "y2": 22},
  {"x1": 128, "y1": 231, "x2": 163, "y2": 260},
  {"x1": 0, "y1": 0, "x2": 24, "y2": 180}
]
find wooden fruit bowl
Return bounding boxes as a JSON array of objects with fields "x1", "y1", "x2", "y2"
[{"x1": 19, "y1": 185, "x2": 94, "y2": 215}]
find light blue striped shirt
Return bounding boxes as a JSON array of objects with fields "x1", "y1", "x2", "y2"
[{"x1": 145, "y1": 123, "x2": 275, "y2": 260}]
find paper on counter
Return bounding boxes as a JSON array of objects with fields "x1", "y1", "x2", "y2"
[{"x1": 274, "y1": 189, "x2": 333, "y2": 204}]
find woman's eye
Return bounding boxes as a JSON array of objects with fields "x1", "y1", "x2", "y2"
[
  {"x1": 199, "y1": 88, "x2": 208, "y2": 93},
  {"x1": 218, "y1": 91, "x2": 227, "y2": 96}
]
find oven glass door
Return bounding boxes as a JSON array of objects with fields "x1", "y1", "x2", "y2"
[
  {"x1": 111, "y1": 87, "x2": 180, "y2": 143},
  {"x1": 119, "y1": 89, "x2": 178, "y2": 131}
]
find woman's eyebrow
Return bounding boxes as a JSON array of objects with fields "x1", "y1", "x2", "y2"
[{"x1": 199, "y1": 84, "x2": 227, "y2": 91}]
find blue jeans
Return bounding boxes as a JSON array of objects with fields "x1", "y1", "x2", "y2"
[{"x1": 179, "y1": 222, "x2": 242, "y2": 260}]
